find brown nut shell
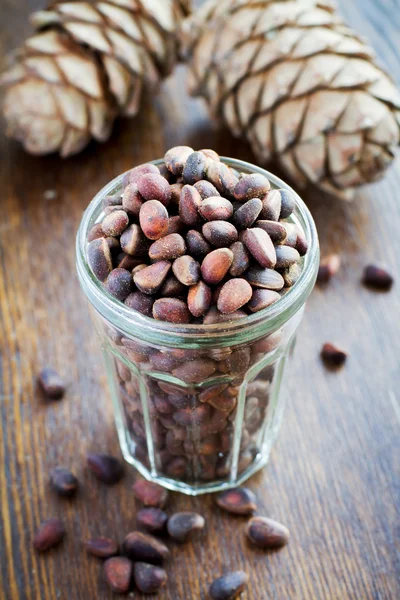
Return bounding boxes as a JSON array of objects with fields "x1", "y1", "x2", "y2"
[
  {"x1": 186, "y1": 230, "x2": 212, "y2": 257},
  {"x1": 132, "y1": 480, "x2": 169, "y2": 508},
  {"x1": 194, "y1": 180, "x2": 221, "y2": 199},
  {"x1": 182, "y1": 151, "x2": 208, "y2": 184},
  {"x1": 88, "y1": 238, "x2": 113, "y2": 281},
  {"x1": 201, "y1": 248, "x2": 234, "y2": 285},
  {"x1": 134, "y1": 562, "x2": 167, "y2": 594},
  {"x1": 101, "y1": 209, "x2": 129, "y2": 236},
  {"x1": 137, "y1": 173, "x2": 171, "y2": 206},
  {"x1": 179, "y1": 185, "x2": 202, "y2": 226},
  {"x1": 260, "y1": 189, "x2": 282, "y2": 221},
  {"x1": 246, "y1": 516, "x2": 290, "y2": 548},
  {"x1": 172, "y1": 255, "x2": 201, "y2": 286},
  {"x1": 199, "y1": 197, "x2": 233, "y2": 221},
  {"x1": 149, "y1": 234, "x2": 186, "y2": 261},
  {"x1": 33, "y1": 518, "x2": 65, "y2": 552},
  {"x1": 167, "y1": 512, "x2": 205, "y2": 543},
  {"x1": 203, "y1": 221, "x2": 238, "y2": 247},
  {"x1": 248, "y1": 289, "x2": 281, "y2": 312},
  {"x1": 245, "y1": 267, "x2": 284, "y2": 290},
  {"x1": 188, "y1": 281, "x2": 212, "y2": 317},
  {"x1": 139, "y1": 200, "x2": 169, "y2": 240},
  {"x1": 122, "y1": 183, "x2": 143, "y2": 216},
  {"x1": 209, "y1": 571, "x2": 248, "y2": 600},
  {"x1": 241, "y1": 228, "x2": 276, "y2": 268},
  {"x1": 234, "y1": 173, "x2": 270, "y2": 201},
  {"x1": 134, "y1": 261, "x2": 171, "y2": 295},
  {"x1": 153, "y1": 298, "x2": 191, "y2": 324},
  {"x1": 104, "y1": 557, "x2": 133, "y2": 594},
  {"x1": 217, "y1": 279, "x2": 253, "y2": 314},
  {"x1": 164, "y1": 146, "x2": 194, "y2": 175},
  {"x1": 216, "y1": 487, "x2": 257, "y2": 515}
]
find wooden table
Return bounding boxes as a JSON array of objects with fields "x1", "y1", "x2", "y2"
[{"x1": 1, "y1": 1, "x2": 399, "y2": 598}]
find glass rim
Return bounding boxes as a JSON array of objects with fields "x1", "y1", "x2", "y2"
[{"x1": 76, "y1": 157, "x2": 319, "y2": 347}]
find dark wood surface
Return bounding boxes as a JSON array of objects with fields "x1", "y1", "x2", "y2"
[{"x1": 1, "y1": 1, "x2": 399, "y2": 599}]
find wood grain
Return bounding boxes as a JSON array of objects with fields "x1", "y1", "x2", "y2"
[{"x1": 0, "y1": 1, "x2": 399, "y2": 599}]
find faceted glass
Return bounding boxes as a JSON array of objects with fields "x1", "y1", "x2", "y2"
[{"x1": 76, "y1": 158, "x2": 319, "y2": 495}]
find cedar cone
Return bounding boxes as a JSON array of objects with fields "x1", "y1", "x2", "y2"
[
  {"x1": 182, "y1": 0, "x2": 400, "y2": 199},
  {"x1": 1, "y1": 0, "x2": 190, "y2": 157}
]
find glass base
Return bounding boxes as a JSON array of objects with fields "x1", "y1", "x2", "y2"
[
  {"x1": 120, "y1": 441, "x2": 273, "y2": 496},
  {"x1": 114, "y1": 392, "x2": 282, "y2": 495},
  {"x1": 106, "y1": 337, "x2": 287, "y2": 495}
]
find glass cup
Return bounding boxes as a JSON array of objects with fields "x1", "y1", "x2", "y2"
[{"x1": 76, "y1": 158, "x2": 319, "y2": 495}]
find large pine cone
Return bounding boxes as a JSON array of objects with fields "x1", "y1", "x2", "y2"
[
  {"x1": 1, "y1": 0, "x2": 190, "y2": 157},
  {"x1": 182, "y1": 0, "x2": 400, "y2": 199}
]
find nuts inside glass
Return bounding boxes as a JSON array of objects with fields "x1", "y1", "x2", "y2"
[{"x1": 76, "y1": 156, "x2": 319, "y2": 495}]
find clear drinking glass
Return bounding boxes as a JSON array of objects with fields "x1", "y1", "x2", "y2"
[{"x1": 76, "y1": 158, "x2": 319, "y2": 495}]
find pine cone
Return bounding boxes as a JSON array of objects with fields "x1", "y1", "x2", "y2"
[
  {"x1": 1, "y1": 0, "x2": 190, "y2": 157},
  {"x1": 182, "y1": 0, "x2": 400, "y2": 199}
]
